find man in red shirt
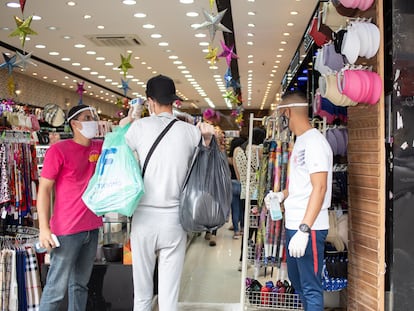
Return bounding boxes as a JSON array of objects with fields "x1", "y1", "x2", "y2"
[{"x1": 37, "y1": 104, "x2": 103, "y2": 310}]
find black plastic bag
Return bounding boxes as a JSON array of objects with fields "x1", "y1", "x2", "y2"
[{"x1": 179, "y1": 136, "x2": 232, "y2": 232}]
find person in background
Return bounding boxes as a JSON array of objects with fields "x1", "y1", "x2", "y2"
[
  {"x1": 37, "y1": 105, "x2": 103, "y2": 310},
  {"x1": 267, "y1": 90, "x2": 332, "y2": 310},
  {"x1": 233, "y1": 127, "x2": 266, "y2": 271},
  {"x1": 124, "y1": 74, "x2": 215, "y2": 311},
  {"x1": 228, "y1": 136, "x2": 247, "y2": 239},
  {"x1": 202, "y1": 108, "x2": 226, "y2": 247}
]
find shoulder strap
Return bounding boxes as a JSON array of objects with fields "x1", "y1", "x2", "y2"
[{"x1": 142, "y1": 119, "x2": 178, "y2": 178}]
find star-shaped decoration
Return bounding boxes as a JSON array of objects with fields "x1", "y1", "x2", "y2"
[
  {"x1": 205, "y1": 45, "x2": 218, "y2": 65},
  {"x1": 19, "y1": 0, "x2": 26, "y2": 14},
  {"x1": 209, "y1": 0, "x2": 215, "y2": 11},
  {"x1": 9, "y1": 15, "x2": 37, "y2": 48},
  {"x1": 118, "y1": 53, "x2": 133, "y2": 78},
  {"x1": 195, "y1": 9, "x2": 232, "y2": 42},
  {"x1": 218, "y1": 40, "x2": 238, "y2": 67},
  {"x1": 76, "y1": 82, "x2": 85, "y2": 97},
  {"x1": 14, "y1": 51, "x2": 37, "y2": 70},
  {"x1": 116, "y1": 97, "x2": 124, "y2": 107},
  {"x1": 121, "y1": 78, "x2": 131, "y2": 96},
  {"x1": 224, "y1": 68, "x2": 232, "y2": 88},
  {"x1": 0, "y1": 53, "x2": 18, "y2": 75},
  {"x1": 224, "y1": 90, "x2": 240, "y2": 105}
]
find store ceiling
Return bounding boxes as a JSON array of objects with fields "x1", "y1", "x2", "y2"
[{"x1": 0, "y1": 0, "x2": 318, "y2": 112}]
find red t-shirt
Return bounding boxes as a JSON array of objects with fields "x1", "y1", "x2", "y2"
[{"x1": 41, "y1": 139, "x2": 103, "y2": 235}]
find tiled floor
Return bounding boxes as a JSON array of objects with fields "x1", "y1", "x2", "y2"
[{"x1": 152, "y1": 224, "x2": 344, "y2": 310}]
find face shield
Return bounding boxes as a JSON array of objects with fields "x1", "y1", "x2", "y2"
[
  {"x1": 67, "y1": 107, "x2": 99, "y2": 122},
  {"x1": 276, "y1": 102, "x2": 308, "y2": 141}
]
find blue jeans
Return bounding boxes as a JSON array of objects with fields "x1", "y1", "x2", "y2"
[
  {"x1": 231, "y1": 180, "x2": 242, "y2": 232},
  {"x1": 39, "y1": 229, "x2": 99, "y2": 311},
  {"x1": 286, "y1": 229, "x2": 328, "y2": 311}
]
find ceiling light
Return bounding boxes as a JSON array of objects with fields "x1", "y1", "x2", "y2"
[
  {"x1": 6, "y1": 2, "x2": 20, "y2": 8},
  {"x1": 248, "y1": 55, "x2": 253, "y2": 58},
  {"x1": 48, "y1": 26, "x2": 58, "y2": 31},
  {"x1": 63, "y1": 35, "x2": 72, "y2": 39},
  {"x1": 143, "y1": 24, "x2": 155, "y2": 29},
  {"x1": 97, "y1": 25, "x2": 104, "y2": 29},
  {"x1": 248, "y1": 60, "x2": 254, "y2": 64},
  {"x1": 168, "y1": 55, "x2": 178, "y2": 59},
  {"x1": 32, "y1": 15, "x2": 42, "y2": 21},
  {"x1": 209, "y1": 65, "x2": 218, "y2": 70},
  {"x1": 247, "y1": 41, "x2": 253, "y2": 45},
  {"x1": 61, "y1": 57, "x2": 70, "y2": 62},
  {"x1": 84, "y1": 14, "x2": 92, "y2": 19},
  {"x1": 67, "y1": 1, "x2": 76, "y2": 6},
  {"x1": 98, "y1": 75, "x2": 106, "y2": 79},
  {"x1": 141, "y1": 61, "x2": 147, "y2": 65},
  {"x1": 105, "y1": 62, "x2": 114, "y2": 66},
  {"x1": 181, "y1": 70, "x2": 190, "y2": 74},
  {"x1": 134, "y1": 13, "x2": 146, "y2": 18},
  {"x1": 247, "y1": 33, "x2": 254, "y2": 37},
  {"x1": 35, "y1": 44, "x2": 46, "y2": 49},
  {"x1": 177, "y1": 66, "x2": 186, "y2": 69},
  {"x1": 159, "y1": 42, "x2": 169, "y2": 46},
  {"x1": 81, "y1": 67, "x2": 90, "y2": 71},
  {"x1": 173, "y1": 61, "x2": 183, "y2": 65},
  {"x1": 287, "y1": 22, "x2": 294, "y2": 26},
  {"x1": 90, "y1": 72, "x2": 98, "y2": 75},
  {"x1": 86, "y1": 51, "x2": 96, "y2": 55},
  {"x1": 283, "y1": 32, "x2": 290, "y2": 36},
  {"x1": 248, "y1": 23, "x2": 255, "y2": 27},
  {"x1": 248, "y1": 11, "x2": 256, "y2": 16},
  {"x1": 72, "y1": 62, "x2": 80, "y2": 66},
  {"x1": 74, "y1": 44, "x2": 85, "y2": 48},
  {"x1": 290, "y1": 11, "x2": 298, "y2": 15},
  {"x1": 32, "y1": 73, "x2": 37, "y2": 76},
  {"x1": 191, "y1": 23, "x2": 201, "y2": 28},
  {"x1": 247, "y1": 0, "x2": 255, "y2": 2},
  {"x1": 281, "y1": 41, "x2": 287, "y2": 44},
  {"x1": 195, "y1": 33, "x2": 206, "y2": 38},
  {"x1": 151, "y1": 33, "x2": 162, "y2": 38},
  {"x1": 199, "y1": 42, "x2": 209, "y2": 46},
  {"x1": 43, "y1": 76, "x2": 48, "y2": 79},
  {"x1": 122, "y1": 0, "x2": 136, "y2": 4},
  {"x1": 279, "y1": 48, "x2": 284, "y2": 51},
  {"x1": 49, "y1": 51, "x2": 59, "y2": 56},
  {"x1": 186, "y1": 12, "x2": 199, "y2": 17},
  {"x1": 180, "y1": 0, "x2": 194, "y2": 3}
]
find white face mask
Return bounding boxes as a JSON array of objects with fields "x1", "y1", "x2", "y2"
[{"x1": 79, "y1": 121, "x2": 98, "y2": 139}]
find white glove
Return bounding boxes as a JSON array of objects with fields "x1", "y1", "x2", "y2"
[
  {"x1": 288, "y1": 230, "x2": 309, "y2": 258},
  {"x1": 264, "y1": 191, "x2": 284, "y2": 209}
]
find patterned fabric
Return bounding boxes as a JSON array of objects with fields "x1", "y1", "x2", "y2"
[
  {"x1": 25, "y1": 247, "x2": 41, "y2": 311},
  {"x1": 234, "y1": 144, "x2": 261, "y2": 200},
  {"x1": 9, "y1": 250, "x2": 18, "y2": 311},
  {"x1": 16, "y1": 250, "x2": 27, "y2": 311},
  {"x1": 0, "y1": 143, "x2": 11, "y2": 204}
]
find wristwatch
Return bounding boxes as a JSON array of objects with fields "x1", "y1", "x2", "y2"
[{"x1": 299, "y1": 223, "x2": 311, "y2": 234}]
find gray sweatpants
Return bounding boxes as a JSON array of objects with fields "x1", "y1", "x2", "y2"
[{"x1": 130, "y1": 206, "x2": 187, "y2": 311}]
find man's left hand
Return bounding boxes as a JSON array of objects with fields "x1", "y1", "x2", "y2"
[{"x1": 288, "y1": 230, "x2": 309, "y2": 258}]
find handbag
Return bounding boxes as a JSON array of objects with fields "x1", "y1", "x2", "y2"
[{"x1": 179, "y1": 135, "x2": 232, "y2": 232}]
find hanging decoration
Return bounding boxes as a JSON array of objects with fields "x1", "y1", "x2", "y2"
[
  {"x1": 15, "y1": 51, "x2": 37, "y2": 70},
  {"x1": 224, "y1": 68, "x2": 232, "y2": 88},
  {"x1": 205, "y1": 45, "x2": 219, "y2": 65},
  {"x1": 231, "y1": 106, "x2": 244, "y2": 128},
  {"x1": 19, "y1": 0, "x2": 27, "y2": 14},
  {"x1": 195, "y1": 9, "x2": 232, "y2": 42},
  {"x1": 76, "y1": 81, "x2": 85, "y2": 105},
  {"x1": 0, "y1": 53, "x2": 18, "y2": 76},
  {"x1": 7, "y1": 77, "x2": 16, "y2": 97},
  {"x1": 121, "y1": 78, "x2": 131, "y2": 97},
  {"x1": 218, "y1": 40, "x2": 238, "y2": 67},
  {"x1": 118, "y1": 53, "x2": 133, "y2": 78},
  {"x1": 9, "y1": 15, "x2": 37, "y2": 48},
  {"x1": 209, "y1": 0, "x2": 215, "y2": 11},
  {"x1": 224, "y1": 90, "x2": 240, "y2": 105}
]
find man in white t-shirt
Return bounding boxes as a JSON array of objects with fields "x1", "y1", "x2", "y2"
[
  {"x1": 124, "y1": 75, "x2": 215, "y2": 311},
  {"x1": 268, "y1": 91, "x2": 333, "y2": 310}
]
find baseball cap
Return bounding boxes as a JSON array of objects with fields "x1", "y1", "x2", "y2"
[{"x1": 145, "y1": 74, "x2": 183, "y2": 104}]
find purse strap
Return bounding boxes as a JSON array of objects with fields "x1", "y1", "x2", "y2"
[{"x1": 142, "y1": 119, "x2": 178, "y2": 178}]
